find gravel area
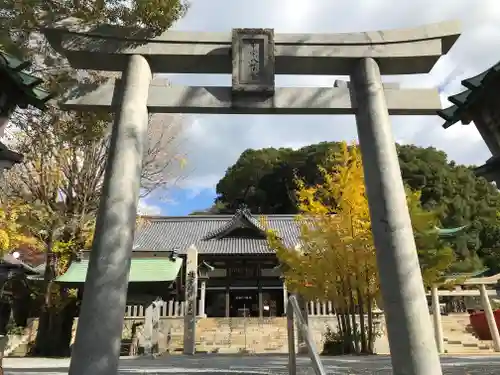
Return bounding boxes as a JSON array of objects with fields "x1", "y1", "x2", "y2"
[{"x1": 4, "y1": 354, "x2": 500, "y2": 374}]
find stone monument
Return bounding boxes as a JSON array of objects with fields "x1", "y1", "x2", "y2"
[
  {"x1": 183, "y1": 245, "x2": 198, "y2": 355},
  {"x1": 43, "y1": 19, "x2": 461, "y2": 375}
]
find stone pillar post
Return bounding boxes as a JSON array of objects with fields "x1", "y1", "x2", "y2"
[
  {"x1": 225, "y1": 287, "x2": 230, "y2": 317},
  {"x1": 258, "y1": 285, "x2": 263, "y2": 318},
  {"x1": 283, "y1": 279, "x2": 288, "y2": 315},
  {"x1": 68, "y1": 54, "x2": 151, "y2": 375},
  {"x1": 183, "y1": 245, "x2": 198, "y2": 355},
  {"x1": 152, "y1": 300, "x2": 160, "y2": 355},
  {"x1": 143, "y1": 303, "x2": 153, "y2": 355},
  {"x1": 479, "y1": 284, "x2": 500, "y2": 351},
  {"x1": 199, "y1": 280, "x2": 206, "y2": 317},
  {"x1": 431, "y1": 285, "x2": 444, "y2": 353},
  {"x1": 350, "y1": 57, "x2": 442, "y2": 375}
]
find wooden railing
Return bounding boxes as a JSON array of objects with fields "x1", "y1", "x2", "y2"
[
  {"x1": 125, "y1": 300, "x2": 194, "y2": 318},
  {"x1": 124, "y1": 299, "x2": 338, "y2": 318}
]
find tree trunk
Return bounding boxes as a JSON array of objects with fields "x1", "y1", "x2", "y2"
[
  {"x1": 357, "y1": 288, "x2": 368, "y2": 353},
  {"x1": 367, "y1": 297, "x2": 375, "y2": 354},
  {"x1": 59, "y1": 302, "x2": 77, "y2": 357},
  {"x1": 348, "y1": 288, "x2": 360, "y2": 354},
  {"x1": 338, "y1": 311, "x2": 349, "y2": 354},
  {"x1": 33, "y1": 230, "x2": 55, "y2": 356},
  {"x1": 335, "y1": 309, "x2": 343, "y2": 336},
  {"x1": 33, "y1": 304, "x2": 76, "y2": 357},
  {"x1": 33, "y1": 230, "x2": 77, "y2": 357},
  {"x1": 343, "y1": 309, "x2": 354, "y2": 353}
]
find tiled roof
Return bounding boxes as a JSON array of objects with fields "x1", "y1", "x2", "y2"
[
  {"x1": 0, "y1": 51, "x2": 54, "y2": 110},
  {"x1": 202, "y1": 208, "x2": 267, "y2": 240},
  {"x1": 437, "y1": 61, "x2": 500, "y2": 128},
  {"x1": 133, "y1": 212, "x2": 300, "y2": 255}
]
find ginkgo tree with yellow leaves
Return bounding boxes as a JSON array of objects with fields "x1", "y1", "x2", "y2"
[
  {"x1": 266, "y1": 141, "x2": 456, "y2": 355},
  {"x1": 0, "y1": 201, "x2": 41, "y2": 254}
]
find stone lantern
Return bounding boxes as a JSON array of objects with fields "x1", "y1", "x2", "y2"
[
  {"x1": 197, "y1": 261, "x2": 213, "y2": 317},
  {"x1": 437, "y1": 61, "x2": 500, "y2": 184}
]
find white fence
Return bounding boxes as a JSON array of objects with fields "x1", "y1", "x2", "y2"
[
  {"x1": 307, "y1": 301, "x2": 336, "y2": 316},
  {"x1": 125, "y1": 300, "x2": 194, "y2": 318},
  {"x1": 124, "y1": 299, "x2": 337, "y2": 318}
]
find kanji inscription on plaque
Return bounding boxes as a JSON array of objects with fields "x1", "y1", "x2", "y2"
[{"x1": 232, "y1": 28, "x2": 275, "y2": 94}]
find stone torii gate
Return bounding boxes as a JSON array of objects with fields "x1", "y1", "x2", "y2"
[{"x1": 43, "y1": 19, "x2": 461, "y2": 375}]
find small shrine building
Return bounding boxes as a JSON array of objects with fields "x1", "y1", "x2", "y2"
[{"x1": 56, "y1": 208, "x2": 466, "y2": 318}]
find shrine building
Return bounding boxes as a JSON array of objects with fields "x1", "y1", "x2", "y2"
[
  {"x1": 56, "y1": 208, "x2": 295, "y2": 318},
  {"x1": 56, "y1": 207, "x2": 465, "y2": 319},
  {"x1": 132, "y1": 208, "x2": 295, "y2": 318}
]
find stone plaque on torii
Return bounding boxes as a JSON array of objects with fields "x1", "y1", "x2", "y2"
[{"x1": 43, "y1": 19, "x2": 461, "y2": 375}]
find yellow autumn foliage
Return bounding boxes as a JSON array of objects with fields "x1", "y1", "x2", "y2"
[
  {"x1": 267, "y1": 141, "x2": 378, "y2": 305},
  {"x1": 0, "y1": 200, "x2": 42, "y2": 254},
  {"x1": 267, "y1": 141, "x2": 455, "y2": 302}
]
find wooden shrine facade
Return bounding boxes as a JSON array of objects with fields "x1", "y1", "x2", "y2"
[
  {"x1": 200, "y1": 255, "x2": 286, "y2": 318},
  {"x1": 131, "y1": 208, "x2": 293, "y2": 318},
  {"x1": 57, "y1": 207, "x2": 467, "y2": 319}
]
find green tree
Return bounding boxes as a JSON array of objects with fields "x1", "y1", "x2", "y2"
[
  {"x1": 0, "y1": 0, "x2": 190, "y2": 356},
  {"x1": 0, "y1": 200, "x2": 40, "y2": 253},
  {"x1": 217, "y1": 142, "x2": 500, "y2": 271},
  {"x1": 406, "y1": 190, "x2": 456, "y2": 287}
]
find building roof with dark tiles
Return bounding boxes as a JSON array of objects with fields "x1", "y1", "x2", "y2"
[{"x1": 133, "y1": 210, "x2": 300, "y2": 255}]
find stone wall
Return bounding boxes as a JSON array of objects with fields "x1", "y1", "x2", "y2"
[{"x1": 123, "y1": 315, "x2": 389, "y2": 354}]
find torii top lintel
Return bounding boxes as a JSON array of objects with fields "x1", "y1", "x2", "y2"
[{"x1": 43, "y1": 18, "x2": 461, "y2": 75}]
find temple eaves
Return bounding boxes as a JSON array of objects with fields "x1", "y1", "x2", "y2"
[
  {"x1": 0, "y1": 51, "x2": 53, "y2": 111},
  {"x1": 42, "y1": 18, "x2": 461, "y2": 75},
  {"x1": 437, "y1": 61, "x2": 500, "y2": 128}
]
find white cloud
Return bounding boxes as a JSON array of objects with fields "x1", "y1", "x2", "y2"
[
  {"x1": 167, "y1": 0, "x2": 500, "y2": 192},
  {"x1": 137, "y1": 199, "x2": 163, "y2": 215}
]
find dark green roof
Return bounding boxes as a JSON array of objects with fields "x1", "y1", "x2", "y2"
[
  {"x1": 0, "y1": 51, "x2": 54, "y2": 110},
  {"x1": 55, "y1": 257, "x2": 183, "y2": 284},
  {"x1": 435, "y1": 225, "x2": 467, "y2": 238},
  {"x1": 444, "y1": 268, "x2": 489, "y2": 279},
  {"x1": 474, "y1": 155, "x2": 500, "y2": 182},
  {"x1": 437, "y1": 61, "x2": 500, "y2": 128}
]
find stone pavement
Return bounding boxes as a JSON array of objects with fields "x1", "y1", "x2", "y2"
[{"x1": 4, "y1": 354, "x2": 500, "y2": 374}]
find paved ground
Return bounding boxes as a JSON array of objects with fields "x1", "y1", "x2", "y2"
[{"x1": 4, "y1": 354, "x2": 500, "y2": 374}]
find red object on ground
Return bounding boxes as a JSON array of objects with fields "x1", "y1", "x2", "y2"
[{"x1": 468, "y1": 309, "x2": 500, "y2": 340}]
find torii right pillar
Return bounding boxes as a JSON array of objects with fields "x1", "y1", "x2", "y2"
[{"x1": 351, "y1": 58, "x2": 442, "y2": 375}]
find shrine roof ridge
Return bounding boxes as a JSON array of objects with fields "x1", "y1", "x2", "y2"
[
  {"x1": 133, "y1": 213, "x2": 300, "y2": 255},
  {"x1": 139, "y1": 214, "x2": 297, "y2": 221}
]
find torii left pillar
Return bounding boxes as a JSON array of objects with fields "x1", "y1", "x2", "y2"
[{"x1": 69, "y1": 55, "x2": 151, "y2": 375}]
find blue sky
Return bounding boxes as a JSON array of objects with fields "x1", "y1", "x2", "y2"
[{"x1": 137, "y1": 0, "x2": 500, "y2": 216}]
